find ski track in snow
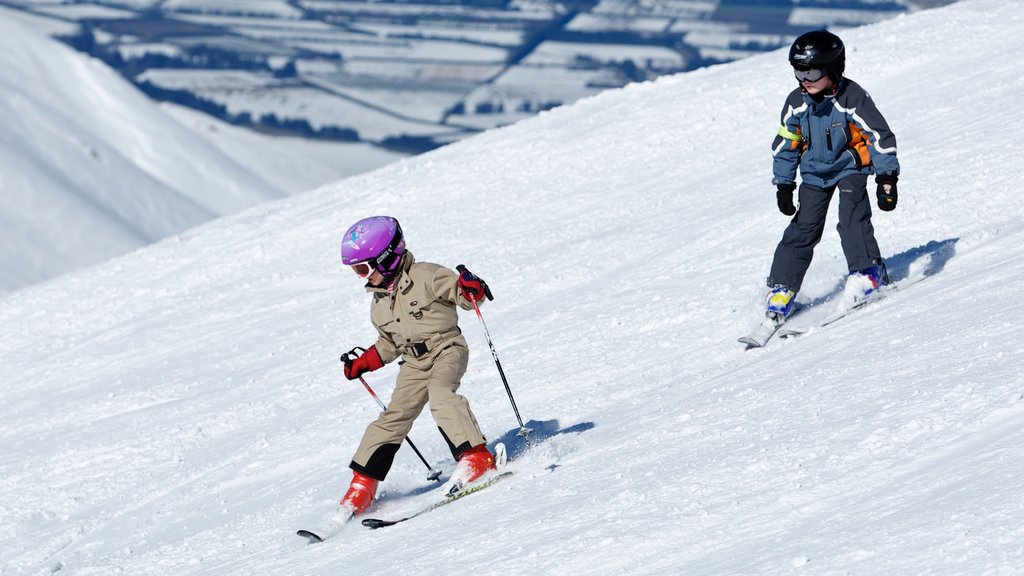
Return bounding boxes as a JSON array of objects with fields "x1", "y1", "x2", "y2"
[{"x1": 3, "y1": 1, "x2": 1024, "y2": 574}]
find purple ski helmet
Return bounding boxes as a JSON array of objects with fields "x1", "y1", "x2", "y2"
[{"x1": 341, "y1": 216, "x2": 406, "y2": 278}]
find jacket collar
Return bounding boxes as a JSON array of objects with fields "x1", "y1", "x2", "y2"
[
  {"x1": 802, "y1": 77, "x2": 848, "y2": 108},
  {"x1": 365, "y1": 251, "x2": 416, "y2": 296}
]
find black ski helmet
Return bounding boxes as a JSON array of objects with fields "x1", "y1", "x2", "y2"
[{"x1": 789, "y1": 30, "x2": 845, "y2": 83}]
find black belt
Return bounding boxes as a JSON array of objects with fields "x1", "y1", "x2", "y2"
[{"x1": 405, "y1": 341, "x2": 429, "y2": 357}]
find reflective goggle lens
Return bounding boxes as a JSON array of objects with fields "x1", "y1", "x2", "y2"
[
  {"x1": 350, "y1": 262, "x2": 373, "y2": 277},
  {"x1": 793, "y1": 66, "x2": 826, "y2": 83}
]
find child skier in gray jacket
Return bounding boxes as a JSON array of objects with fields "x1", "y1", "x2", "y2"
[{"x1": 764, "y1": 29, "x2": 900, "y2": 321}]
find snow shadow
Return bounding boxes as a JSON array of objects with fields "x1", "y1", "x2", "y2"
[
  {"x1": 804, "y1": 237, "x2": 958, "y2": 307},
  {"x1": 379, "y1": 419, "x2": 595, "y2": 501},
  {"x1": 884, "y1": 237, "x2": 958, "y2": 282},
  {"x1": 492, "y1": 418, "x2": 596, "y2": 461}
]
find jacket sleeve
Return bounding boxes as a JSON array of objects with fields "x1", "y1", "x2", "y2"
[
  {"x1": 373, "y1": 327, "x2": 398, "y2": 364},
  {"x1": 432, "y1": 266, "x2": 476, "y2": 311},
  {"x1": 771, "y1": 90, "x2": 806, "y2": 186},
  {"x1": 843, "y1": 84, "x2": 900, "y2": 177}
]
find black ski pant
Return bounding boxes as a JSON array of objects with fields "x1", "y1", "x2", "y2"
[{"x1": 767, "y1": 174, "x2": 882, "y2": 294}]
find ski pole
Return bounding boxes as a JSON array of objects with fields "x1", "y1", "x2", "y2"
[
  {"x1": 341, "y1": 347, "x2": 442, "y2": 482},
  {"x1": 456, "y1": 266, "x2": 532, "y2": 443}
]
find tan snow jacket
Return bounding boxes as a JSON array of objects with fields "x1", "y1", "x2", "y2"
[{"x1": 366, "y1": 252, "x2": 476, "y2": 370}]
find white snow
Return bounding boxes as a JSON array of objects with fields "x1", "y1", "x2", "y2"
[
  {"x1": 31, "y1": 4, "x2": 139, "y2": 21},
  {"x1": 158, "y1": 104, "x2": 405, "y2": 196},
  {"x1": 138, "y1": 69, "x2": 461, "y2": 138},
  {"x1": 3, "y1": 0, "x2": 1024, "y2": 575}
]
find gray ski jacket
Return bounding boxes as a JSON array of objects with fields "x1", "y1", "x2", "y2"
[{"x1": 771, "y1": 78, "x2": 899, "y2": 189}]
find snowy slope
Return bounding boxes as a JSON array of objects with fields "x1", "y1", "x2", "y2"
[
  {"x1": 2, "y1": 1, "x2": 1023, "y2": 574},
  {"x1": 0, "y1": 8, "x2": 401, "y2": 294},
  {"x1": 159, "y1": 105, "x2": 403, "y2": 197}
]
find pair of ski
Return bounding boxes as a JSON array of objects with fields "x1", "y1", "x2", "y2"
[
  {"x1": 739, "y1": 282, "x2": 898, "y2": 349},
  {"x1": 298, "y1": 444, "x2": 511, "y2": 543}
]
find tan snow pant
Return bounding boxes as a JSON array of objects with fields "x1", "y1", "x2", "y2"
[{"x1": 349, "y1": 345, "x2": 486, "y2": 480}]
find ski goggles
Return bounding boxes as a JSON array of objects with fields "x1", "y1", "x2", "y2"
[
  {"x1": 346, "y1": 235, "x2": 403, "y2": 280},
  {"x1": 349, "y1": 261, "x2": 375, "y2": 278},
  {"x1": 793, "y1": 65, "x2": 826, "y2": 83}
]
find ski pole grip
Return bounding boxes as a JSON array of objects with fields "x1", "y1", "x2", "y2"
[
  {"x1": 340, "y1": 345, "x2": 367, "y2": 364},
  {"x1": 455, "y1": 265, "x2": 494, "y2": 301}
]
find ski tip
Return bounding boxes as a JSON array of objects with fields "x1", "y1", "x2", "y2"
[
  {"x1": 361, "y1": 518, "x2": 394, "y2": 529},
  {"x1": 737, "y1": 337, "x2": 763, "y2": 349},
  {"x1": 297, "y1": 529, "x2": 324, "y2": 543}
]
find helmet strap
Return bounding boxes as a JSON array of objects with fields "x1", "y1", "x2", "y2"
[{"x1": 380, "y1": 250, "x2": 409, "y2": 288}]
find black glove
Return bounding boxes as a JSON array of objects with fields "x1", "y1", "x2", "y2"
[
  {"x1": 455, "y1": 265, "x2": 494, "y2": 302},
  {"x1": 876, "y1": 175, "x2": 898, "y2": 211},
  {"x1": 776, "y1": 183, "x2": 797, "y2": 216}
]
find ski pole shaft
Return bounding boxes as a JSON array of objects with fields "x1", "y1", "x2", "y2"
[
  {"x1": 469, "y1": 297, "x2": 529, "y2": 434},
  {"x1": 455, "y1": 266, "x2": 531, "y2": 441}
]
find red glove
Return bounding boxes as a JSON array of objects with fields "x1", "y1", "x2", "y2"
[
  {"x1": 456, "y1": 265, "x2": 493, "y2": 303},
  {"x1": 343, "y1": 346, "x2": 383, "y2": 380}
]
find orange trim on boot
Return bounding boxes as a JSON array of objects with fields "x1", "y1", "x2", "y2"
[{"x1": 340, "y1": 471, "x2": 379, "y2": 515}]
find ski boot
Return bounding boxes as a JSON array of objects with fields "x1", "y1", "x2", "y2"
[
  {"x1": 766, "y1": 284, "x2": 797, "y2": 323},
  {"x1": 340, "y1": 471, "x2": 379, "y2": 515},
  {"x1": 443, "y1": 444, "x2": 496, "y2": 496},
  {"x1": 844, "y1": 263, "x2": 889, "y2": 305}
]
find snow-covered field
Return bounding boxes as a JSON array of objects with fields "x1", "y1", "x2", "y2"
[
  {"x1": 137, "y1": 68, "x2": 470, "y2": 139},
  {"x1": 3, "y1": 1, "x2": 1023, "y2": 574},
  {"x1": 5, "y1": 0, "x2": 918, "y2": 147}
]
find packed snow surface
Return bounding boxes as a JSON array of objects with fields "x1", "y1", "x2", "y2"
[{"x1": 2, "y1": 1, "x2": 1023, "y2": 574}]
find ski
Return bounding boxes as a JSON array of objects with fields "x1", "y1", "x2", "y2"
[
  {"x1": 778, "y1": 286, "x2": 892, "y2": 337},
  {"x1": 297, "y1": 508, "x2": 354, "y2": 543},
  {"x1": 361, "y1": 470, "x2": 513, "y2": 529},
  {"x1": 299, "y1": 443, "x2": 510, "y2": 536},
  {"x1": 778, "y1": 272, "x2": 930, "y2": 338},
  {"x1": 738, "y1": 314, "x2": 786, "y2": 349}
]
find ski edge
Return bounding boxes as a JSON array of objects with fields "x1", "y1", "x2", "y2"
[
  {"x1": 738, "y1": 315, "x2": 785, "y2": 349},
  {"x1": 777, "y1": 281, "x2": 904, "y2": 338},
  {"x1": 360, "y1": 470, "x2": 514, "y2": 530}
]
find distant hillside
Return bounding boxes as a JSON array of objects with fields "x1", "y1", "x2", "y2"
[
  {"x1": 6, "y1": 0, "x2": 922, "y2": 153},
  {"x1": 0, "y1": 8, "x2": 402, "y2": 294}
]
